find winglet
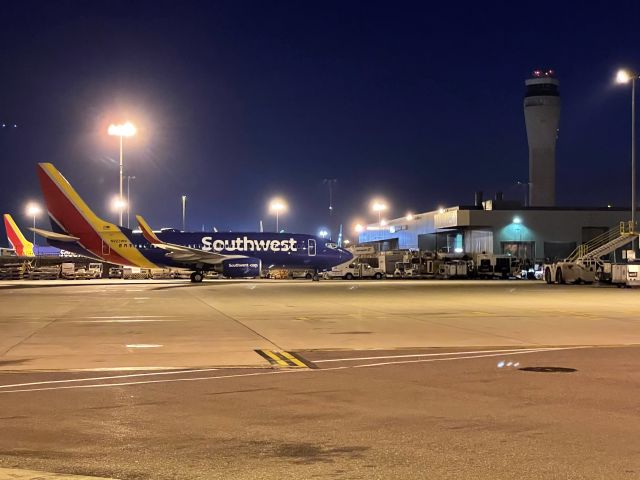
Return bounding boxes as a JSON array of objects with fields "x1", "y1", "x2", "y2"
[
  {"x1": 136, "y1": 215, "x2": 162, "y2": 244},
  {"x1": 3, "y1": 214, "x2": 34, "y2": 256}
]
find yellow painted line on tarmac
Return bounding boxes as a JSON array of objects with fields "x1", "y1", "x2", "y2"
[
  {"x1": 255, "y1": 349, "x2": 311, "y2": 368},
  {"x1": 261, "y1": 350, "x2": 290, "y2": 367},
  {"x1": 279, "y1": 350, "x2": 308, "y2": 368}
]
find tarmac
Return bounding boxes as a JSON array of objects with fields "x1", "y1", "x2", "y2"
[{"x1": 0, "y1": 279, "x2": 638, "y2": 479}]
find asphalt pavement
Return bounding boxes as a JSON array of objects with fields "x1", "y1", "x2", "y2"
[{"x1": 0, "y1": 280, "x2": 638, "y2": 479}]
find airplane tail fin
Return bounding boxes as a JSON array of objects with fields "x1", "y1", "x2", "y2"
[
  {"x1": 3, "y1": 214, "x2": 34, "y2": 256},
  {"x1": 135, "y1": 215, "x2": 162, "y2": 244},
  {"x1": 36, "y1": 163, "x2": 118, "y2": 237},
  {"x1": 36, "y1": 163, "x2": 157, "y2": 268}
]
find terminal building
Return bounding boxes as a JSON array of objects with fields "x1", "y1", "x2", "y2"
[
  {"x1": 357, "y1": 199, "x2": 631, "y2": 262},
  {"x1": 357, "y1": 70, "x2": 634, "y2": 262}
]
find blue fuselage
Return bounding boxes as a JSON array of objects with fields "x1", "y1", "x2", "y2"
[{"x1": 50, "y1": 229, "x2": 353, "y2": 271}]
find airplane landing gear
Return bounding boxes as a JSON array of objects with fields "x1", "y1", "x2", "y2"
[
  {"x1": 312, "y1": 269, "x2": 320, "y2": 282},
  {"x1": 190, "y1": 271, "x2": 204, "y2": 283}
]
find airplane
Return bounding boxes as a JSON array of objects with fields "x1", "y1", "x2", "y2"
[
  {"x1": 33, "y1": 163, "x2": 353, "y2": 282},
  {"x1": 3, "y1": 213, "x2": 61, "y2": 257}
]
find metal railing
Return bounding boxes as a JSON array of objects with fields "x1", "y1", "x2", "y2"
[{"x1": 566, "y1": 221, "x2": 637, "y2": 263}]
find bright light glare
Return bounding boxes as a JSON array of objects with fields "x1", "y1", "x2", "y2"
[
  {"x1": 380, "y1": 219, "x2": 388, "y2": 226},
  {"x1": 269, "y1": 198, "x2": 287, "y2": 213},
  {"x1": 437, "y1": 207, "x2": 445, "y2": 214},
  {"x1": 343, "y1": 239, "x2": 351, "y2": 245},
  {"x1": 354, "y1": 223, "x2": 364, "y2": 233},
  {"x1": 25, "y1": 203, "x2": 42, "y2": 217},
  {"x1": 319, "y1": 229, "x2": 328, "y2": 238},
  {"x1": 371, "y1": 200, "x2": 387, "y2": 213},
  {"x1": 108, "y1": 121, "x2": 137, "y2": 137},
  {"x1": 616, "y1": 69, "x2": 632, "y2": 84},
  {"x1": 111, "y1": 197, "x2": 127, "y2": 211},
  {"x1": 406, "y1": 213, "x2": 414, "y2": 221},
  {"x1": 513, "y1": 216, "x2": 522, "y2": 224}
]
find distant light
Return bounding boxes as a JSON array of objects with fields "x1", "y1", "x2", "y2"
[
  {"x1": 269, "y1": 198, "x2": 287, "y2": 213},
  {"x1": 319, "y1": 229, "x2": 328, "y2": 238},
  {"x1": 371, "y1": 199, "x2": 388, "y2": 213},
  {"x1": 406, "y1": 212, "x2": 414, "y2": 221},
  {"x1": 108, "y1": 121, "x2": 137, "y2": 137},
  {"x1": 616, "y1": 69, "x2": 632, "y2": 84},
  {"x1": 380, "y1": 219, "x2": 387, "y2": 226},
  {"x1": 343, "y1": 239, "x2": 351, "y2": 245},
  {"x1": 454, "y1": 247, "x2": 463, "y2": 253},
  {"x1": 354, "y1": 223, "x2": 364, "y2": 233},
  {"x1": 437, "y1": 207, "x2": 445, "y2": 214},
  {"x1": 607, "y1": 203, "x2": 612, "y2": 208},
  {"x1": 25, "y1": 203, "x2": 42, "y2": 217},
  {"x1": 111, "y1": 196, "x2": 127, "y2": 211},
  {"x1": 513, "y1": 216, "x2": 522, "y2": 224}
]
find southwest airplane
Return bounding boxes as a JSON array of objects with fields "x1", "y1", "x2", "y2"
[
  {"x1": 33, "y1": 163, "x2": 353, "y2": 282},
  {"x1": 3, "y1": 214, "x2": 61, "y2": 257}
]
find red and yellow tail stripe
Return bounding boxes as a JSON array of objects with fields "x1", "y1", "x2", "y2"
[
  {"x1": 36, "y1": 163, "x2": 157, "y2": 268},
  {"x1": 136, "y1": 215, "x2": 162, "y2": 244},
  {"x1": 3, "y1": 214, "x2": 34, "y2": 257}
]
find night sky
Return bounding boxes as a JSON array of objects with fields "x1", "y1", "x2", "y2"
[{"x1": 1, "y1": 1, "x2": 639, "y2": 244}]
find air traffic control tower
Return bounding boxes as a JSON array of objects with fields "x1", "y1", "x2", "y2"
[{"x1": 524, "y1": 69, "x2": 560, "y2": 207}]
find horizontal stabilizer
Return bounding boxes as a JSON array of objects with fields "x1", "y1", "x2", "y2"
[{"x1": 29, "y1": 227, "x2": 80, "y2": 242}]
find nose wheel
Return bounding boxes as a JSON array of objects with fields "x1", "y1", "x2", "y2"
[{"x1": 190, "y1": 271, "x2": 204, "y2": 283}]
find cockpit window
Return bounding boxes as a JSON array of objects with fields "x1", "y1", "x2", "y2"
[{"x1": 325, "y1": 243, "x2": 337, "y2": 249}]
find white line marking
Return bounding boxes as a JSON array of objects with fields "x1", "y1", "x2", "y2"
[
  {"x1": 0, "y1": 347, "x2": 586, "y2": 394},
  {"x1": 69, "y1": 319, "x2": 178, "y2": 323},
  {"x1": 87, "y1": 316, "x2": 173, "y2": 319},
  {"x1": 125, "y1": 344, "x2": 163, "y2": 348},
  {"x1": 0, "y1": 368, "x2": 221, "y2": 389},
  {"x1": 312, "y1": 347, "x2": 564, "y2": 363}
]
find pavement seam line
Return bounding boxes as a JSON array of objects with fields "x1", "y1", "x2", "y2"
[{"x1": 187, "y1": 288, "x2": 285, "y2": 351}]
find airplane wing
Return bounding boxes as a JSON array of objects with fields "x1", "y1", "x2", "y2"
[{"x1": 136, "y1": 215, "x2": 247, "y2": 266}]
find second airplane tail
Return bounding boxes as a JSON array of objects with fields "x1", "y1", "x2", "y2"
[{"x1": 3, "y1": 214, "x2": 34, "y2": 257}]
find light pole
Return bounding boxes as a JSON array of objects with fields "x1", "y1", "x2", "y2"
[
  {"x1": 108, "y1": 121, "x2": 137, "y2": 226},
  {"x1": 323, "y1": 178, "x2": 337, "y2": 239},
  {"x1": 269, "y1": 198, "x2": 287, "y2": 232},
  {"x1": 25, "y1": 203, "x2": 41, "y2": 245},
  {"x1": 182, "y1": 195, "x2": 187, "y2": 231},
  {"x1": 371, "y1": 200, "x2": 388, "y2": 241},
  {"x1": 616, "y1": 69, "x2": 639, "y2": 240},
  {"x1": 126, "y1": 175, "x2": 136, "y2": 228}
]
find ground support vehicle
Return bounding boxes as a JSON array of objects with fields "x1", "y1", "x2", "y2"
[
  {"x1": 27, "y1": 266, "x2": 60, "y2": 280},
  {"x1": 545, "y1": 221, "x2": 639, "y2": 285},
  {"x1": 0, "y1": 263, "x2": 26, "y2": 280},
  {"x1": 324, "y1": 262, "x2": 385, "y2": 280},
  {"x1": 475, "y1": 254, "x2": 517, "y2": 279},
  {"x1": 610, "y1": 263, "x2": 640, "y2": 287},
  {"x1": 122, "y1": 267, "x2": 151, "y2": 279},
  {"x1": 108, "y1": 266, "x2": 123, "y2": 278},
  {"x1": 437, "y1": 259, "x2": 469, "y2": 279}
]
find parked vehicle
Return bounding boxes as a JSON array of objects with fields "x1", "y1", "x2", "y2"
[
  {"x1": 545, "y1": 222, "x2": 638, "y2": 284},
  {"x1": 324, "y1": 262, "x2": 385, "y2": 280},
  {"x1": 475, "y1": 254, "x2": 516, "y2": 279}
]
